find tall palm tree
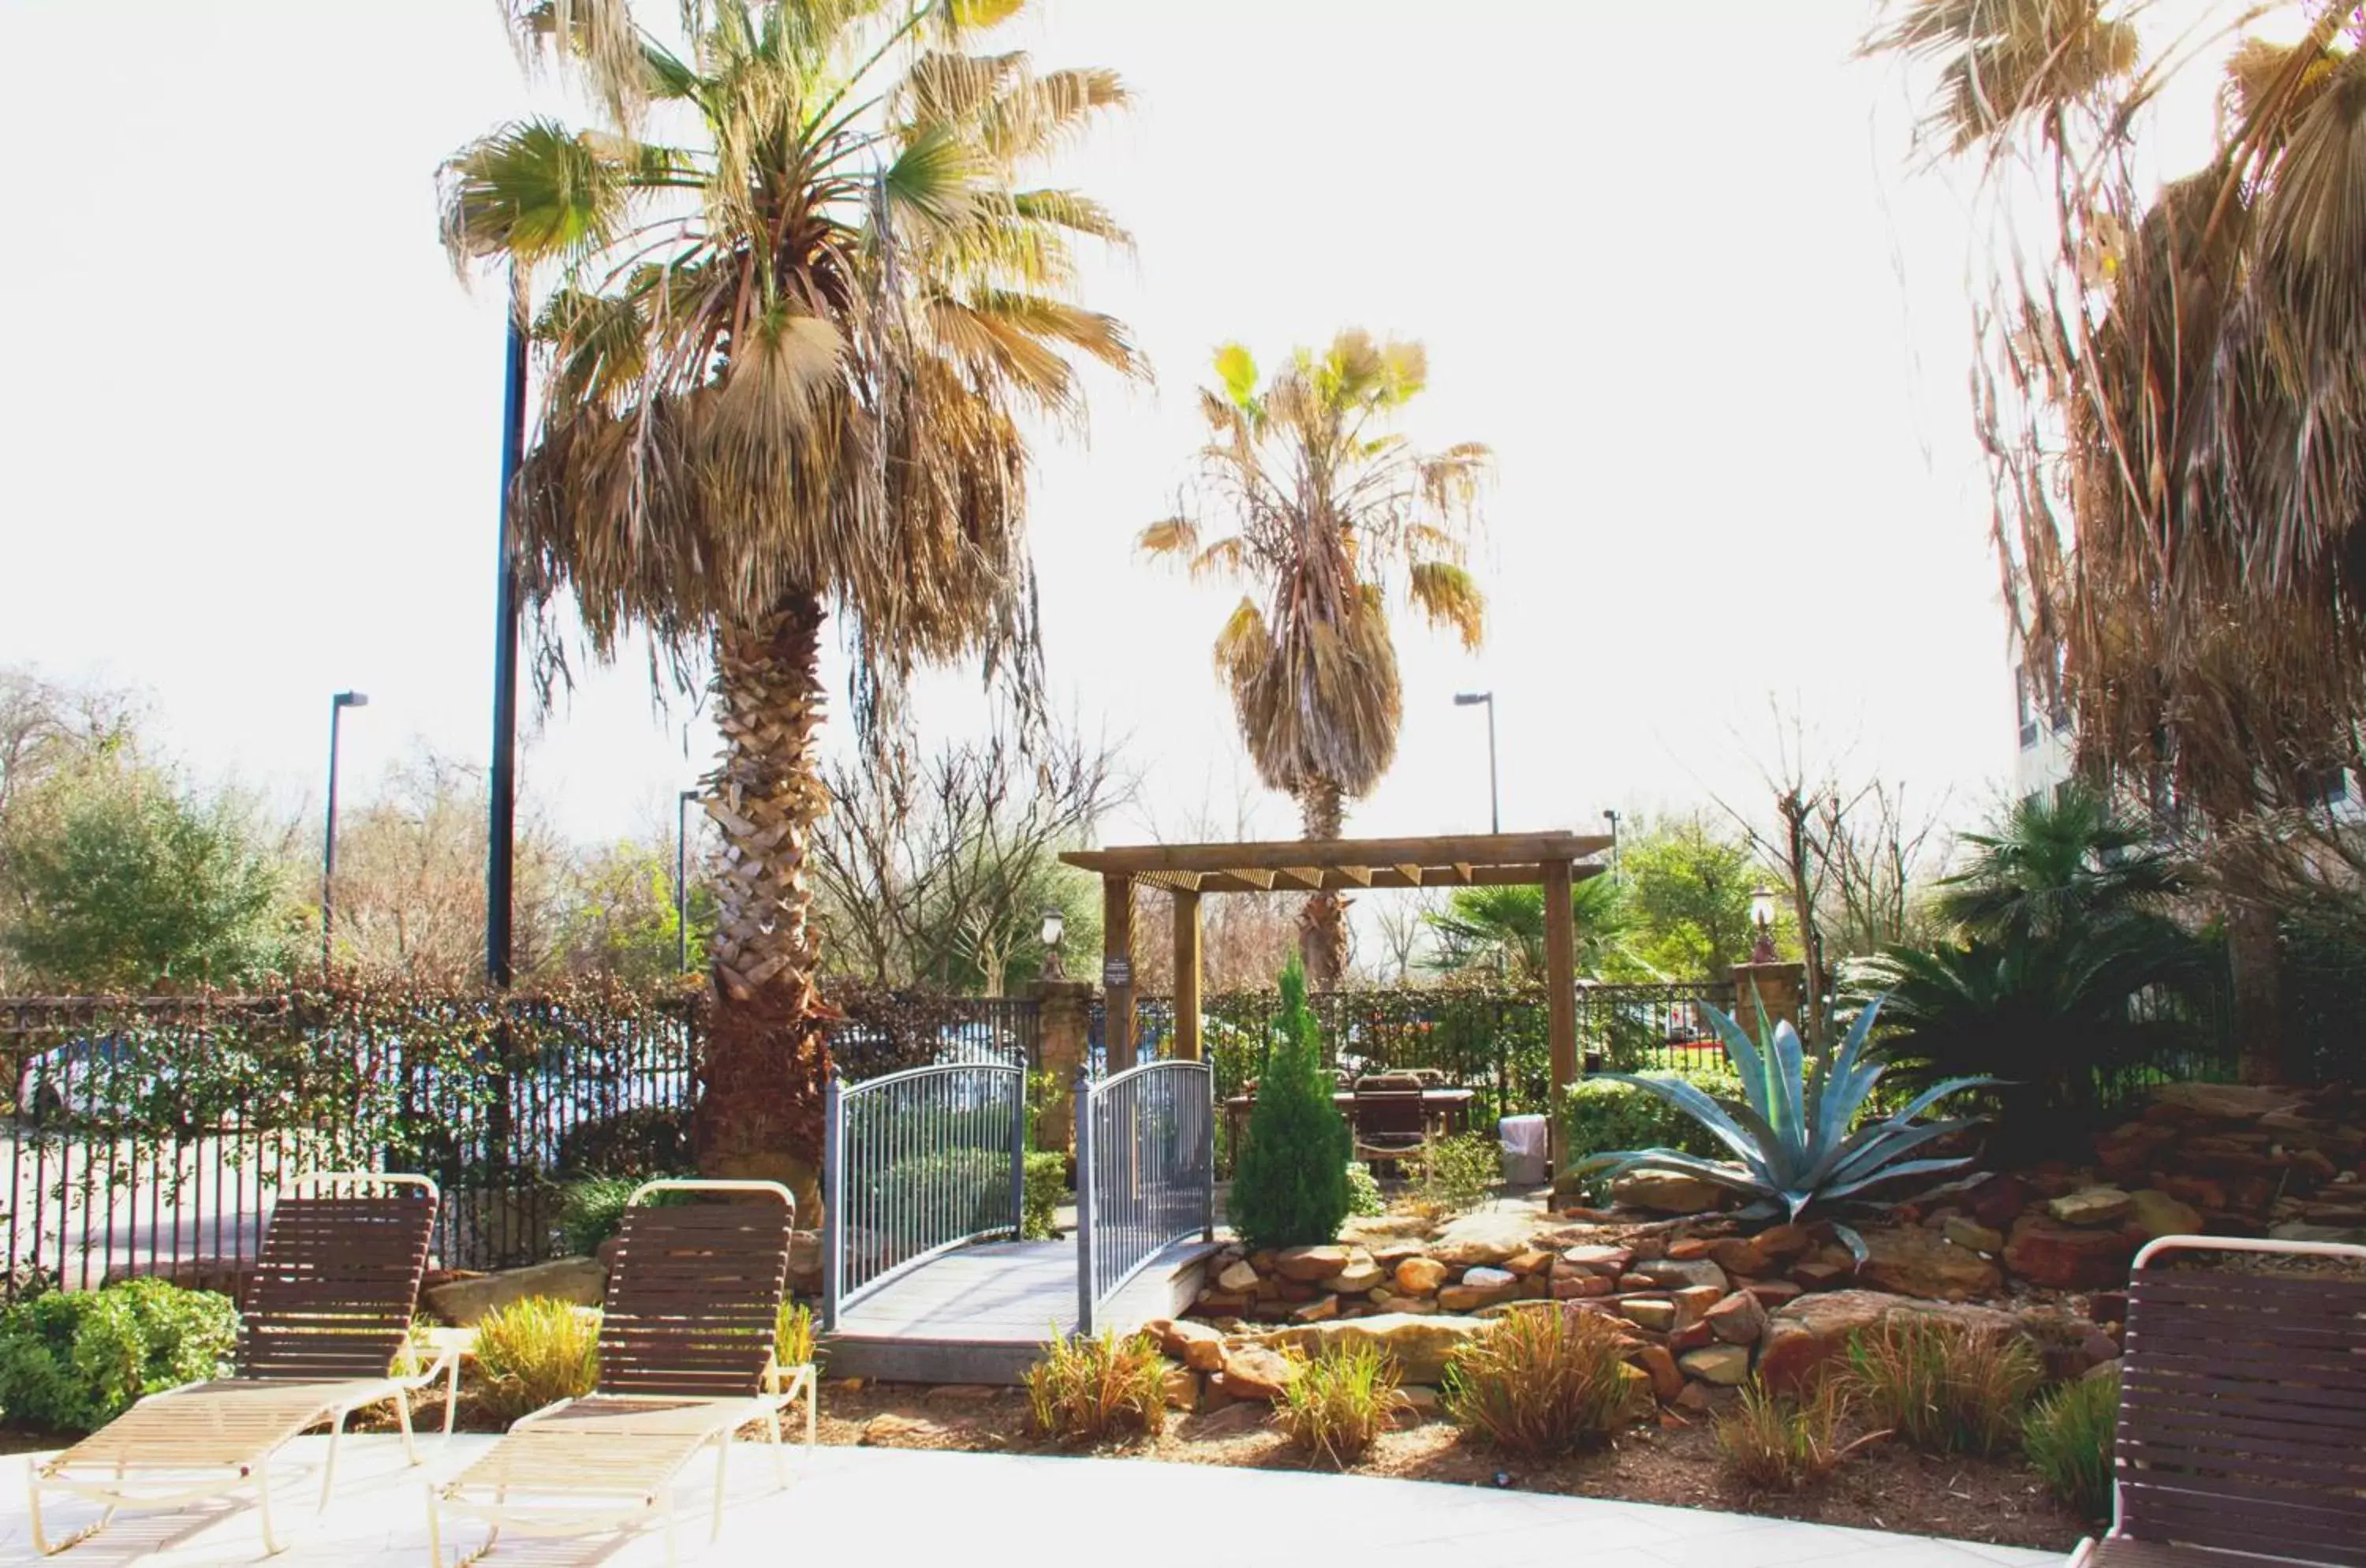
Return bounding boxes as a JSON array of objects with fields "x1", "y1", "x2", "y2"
[
  {"x1": 1935, "y1": 784, "x2": 2182, "y2": 945},
  {"x1": 1867, "y1": 0, "x2": 2366, "y2": 1080},
  {"x1": 441, "y1": 0, "x2": 1143, "y2": 1198},
  {"x1": 1140, "y1": 333, "x2": 1490, "y2": 986}
]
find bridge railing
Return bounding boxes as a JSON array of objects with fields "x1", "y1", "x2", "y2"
[
  {"x1": 1075, "y1": 1059, "x2": 1213, "y2": 1334},
  {"x1": 821, "y1": 1060, "x2": 1026, "y2": 1328}
]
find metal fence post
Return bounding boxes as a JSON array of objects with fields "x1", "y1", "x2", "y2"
[
  {"x1": 821, "y1": 1075, "x2": 844, "y2": 1331},
  {"x1": 1200, "y1": 1065, "x2": 1217, "y2": 1242},
  {"x1": 1008, "y1": 1062, "x2": 1028, "y2": 1240},
  {"x1": 1073, "y1": 1066, "x2": 1095, "y2": 1337}
]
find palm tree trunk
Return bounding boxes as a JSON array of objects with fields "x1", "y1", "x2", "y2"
[
  {"x1": 2226, "y1": 900, "x2": 2286, "y2": 1085},
  {"x1": 1296, "y1": 778, "x2": 1349, "y2": 988},
  {"x1": 697, "y1": 592, "x2": 833, "y2": 1213}
]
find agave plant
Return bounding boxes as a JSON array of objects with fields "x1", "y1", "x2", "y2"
[{"x1": 1575, "y1": 995, "x2": 1996, "y2": 1260}]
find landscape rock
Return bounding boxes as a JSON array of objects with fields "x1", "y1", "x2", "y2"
[
  {"x1": 1394, "y1": 1383, "x2": 1443, "y2": 1424},
  {"x1": 1162, "y1": 1365, "x2": 1201, "y2": 1411},
  {"x1": 1292, "y1": 1294, "x2": 1339, "y2": 1324},
  {"x1": 1505, "y1": 1248, "x2": 1554, "y2": 1276},
  {"x1": 1428, "y1": 1211, "x2": 1539, "y2": 1267},
  {"x1": 1789, "y1": 1260, "x2": 1852, "y2": 1292},
  {"x1": 2004, "y1": 1215, "x2": 2133, "y2": 1290},
  {"x1": 1321, "y1": 1254, "x2": 1384, "y2": 1294},
  {"x1": 424, "y1": 1256, "x2": 605, "y2": 1326},
  {"x1": 1611, "y1": 1170, "x2": 1727, "y2": 1214},
  {"x1": 1958, "y1": 1174, "x2": 2036, "y2": 1231},
  {"x1": 1704, "y1": 1290, "x2": 1767, "y2": 1345},
  {"x1": 1743, "y1": 1279, "x2": 1804, "y2": 1309},
  {"x1": 1216, "y1": 1259, "x2": 1260, "y2": 1293},
  {"x1": 1215, "y1": 1343, "x2": 1299, "y2": 1399},
  {"x1": 1629, "y1": 1342, "x2": 1685, "y2": 1401},
  {"x1": 1942, "y1": 1216, "x2": 2004, "y2": 1254},
  {"x1": 1367, "y1": 1287, "x2": 1440, "y2": 1316},
  {"x1": 2125, "y1": 1189, "x2": 2203, "y2": 1241},
  {"x1": 1159, "y1": 1317, "x2": 1226, "y2": 1372},
  {"x1": 786, "y1": 1230, "x2": 823, "y2": 1294},
  {"x1": 1178, "y1": 1403, "x2": 1269, "y2": 1441},
  {"x1": 1621, "y1": 1297, "x2": 1677, "y2": 1332},
  {"x1": 1670, "y1": 1284, "x2": 1726, "y2": 1327},
  {"x1": 1273, "y1": 1245, "x2": 1352, "y2": 1282},
  {"x1": 1756, "y1": 1290, "x2": 2021, "y2": 1394},
  {"x1": 1706, "y1": 1236, "x2": 1769, "y2": 1276},
  {"x1": 1393, "y1": 1256, "x2": 1448, "y2": 1296},
  {"x1": 1858, "y1": 1225, "x2": 2004, "y2": 1302},
  {"x1": 2049, "y1": 1188, "x2": 2136, "y2": 1228},
  {"x1": 1551, "y1": 1270, "x2": 1614, "y2": 1300},
  {"x1": 1753, "y1": 1223, "x2": 1815, "y2": 1260},
  {"x1": 1636, "y1": 1257, "x2": 1730, "y2": 1294},
  {"x1": 1558, "y1": 1244, "x2": 1633, "y2": 1274},
  {"x1": 1255, "y1": 1312, "x2": 1494, "y2": 1384},
  {"x1": 1679, "y1": 1345, "x2": 1751, "y2": 1386},
  {"x1": 1439, "y1": 1276, "x2": 1518, "y2": 1312}
]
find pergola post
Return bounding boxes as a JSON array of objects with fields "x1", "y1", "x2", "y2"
[
  {"x1": 1171, "y1": 887, "x2": 1202, "y2": 1062},
  {"x1": 1102, "y1": 873, "x2": 1136, "y2": 1071},
  {"x1": 1543, "y1": 855, "x2": 1577, "y2": 1167}
]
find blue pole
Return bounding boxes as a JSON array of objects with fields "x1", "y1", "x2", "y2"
[{"x1": 487, "y1": 269, "x2": 527, "y2": 988}]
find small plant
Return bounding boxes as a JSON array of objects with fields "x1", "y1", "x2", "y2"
[
  {"x1": 1227, "y1": 957, "x2": 1352, "y2": 1250},
  {"x1": 473, "y1": 1296, "x2": 600, "y2": 1421},
  {"x1": 0, "y1": 1278, "x2": 237, "y2": 1433},
  {"x1": 1410, "y1": 1132, "x2": 1501, "y2": 1216},
  {"x1": 1576, "y1": 996, "x2": 1997, "y2": 1257},
  {"x1": 1021, "y1": 1151, "x2": 1066, "y2": 1240},
  {"x1": 1716, "y1": 1377, "x2": 1881, "y2": 1491},
  {"x1": 1845, "y1": 1316, "x2": 2041, "y2": 1458},
  {"x1": 1442, "y1": 1306, "x2": 1645, "y2": 1457},
  {"x1": 1345, "y1": 1161, "x2": 1385, "y2": 1217},
  {"x1": 774, "y1": 1301, "x2": 816, "y2": 1369},
  {"x1": 1023, "y1": 1329, "x2": 1167, "y2": 1443},
  {"x1": 1560, "y1": 1063, "x2": 1744, "y2": 1199},
  {"x1": 2024, "y1": 1368, "x2": 2118, "y2": 1519},
  {"x1": 1274, "y1": 1342, "x2": 1401, "y2": 1467}
]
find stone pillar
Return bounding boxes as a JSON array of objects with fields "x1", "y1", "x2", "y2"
[
  {"x1": 1032, "y1": 978, "x2": 1097, "y2": 1152},
  {"x1": 1726, "y1": 960, "x2": 1805, "y2": 1039}
]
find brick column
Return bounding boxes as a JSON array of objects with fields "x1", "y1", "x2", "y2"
[
  {"x1": 1726, "y1": 960, "x2": 1805, "y2": 1038},
  {"x1": 1032, "y1": 978, "x2": 1097, "y2": 1153}
]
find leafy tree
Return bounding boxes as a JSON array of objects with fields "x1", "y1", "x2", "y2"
[
  {"x1": 1623, "y1": 816, "x2": 1758, "y2": 980},
  {"x1": 556, "y1": 838, "x2": 715, "y2": 982},
  {"x1": 442, "y1": 0, "x2": 1142, "y2": 1195},
  {"x1": 1140, "y1": 333, "x2": 1491, "y2": 987},
  {"x1": 1424, "y1": 875, "x2": 1633, "y2": 982},
  {"x1": 2, "y1": 762, "x2": 285, "y2": 990},
  {"x1": 1226, "y1": 957, "x2": 1351, "y2": 1250}
]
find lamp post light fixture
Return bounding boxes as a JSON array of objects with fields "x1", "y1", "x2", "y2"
[
  {"x1": 1601, "y1": 808, "x2": 1621, "y2": 875},
  {"x1": 677, "y1": 790, "x2": 700, "y2": 975},
  {"x1": 1748, "y1": 885, "x2": 1779, "y2": 965},
  {"x1": 1452, "y1": 690, "x2": 1499, "y2": 834},
  {"x1": 1039, "y1": 905, "x2": 1067, "y2": 981},
  {"x1": 321, "y1": 691, "x2": 370, "y2": 976}
]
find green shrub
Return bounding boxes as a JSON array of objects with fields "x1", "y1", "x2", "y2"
[
  {"x1": 1845, "y1": 1316, "x2": 2041, "y2": 1457},
  {"x1": 1345, "y1": 1161, "x2": 1385, "y2": 1217},
  {"x1": 1562, "y1": 1063, "x2": 1741, "y2": 1166},
  {"x1": 1226, "y1": 958, "x2": 1351, "y2": 1251},
  {"x1": 1275, "y1": 1342, "x2": 1400, "y2": 1467},
  {"x1": 2024, "y1": 1368, "x2": 2118, "y2": 1518},
  {"x1": 1442, "y1": 1306, "x2": 1646, "y2": 1456},
  {"x1": 1715, "y1": 1377, "x2": 1868, "y2": 1491},
  {"x1": 1023, "y1": 1330, "x2": 1167, "y2": 1443},
  {"x1": 474, "y1": 1297, "x2": 600, "y2": 1422},
  {"x1": 0, "y1": 1278, "x2": 237, "y2": 1433},
  {"x1": 1409, "y1": 1133, "x2": 1501, "y2": 1217},
  {"x1": 1022, "y1": 1151, "x2": 1066, "y2": 1240}
]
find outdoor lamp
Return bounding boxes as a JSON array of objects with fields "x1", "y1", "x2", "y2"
[
  {"x1": 1039, "y1": 905, "x2": 1067, "y2": 980},
  {"x1": 1748, "y1": 886, "x2": 1778, "y2": 965}
]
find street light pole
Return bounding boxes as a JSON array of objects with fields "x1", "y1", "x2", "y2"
[
  {"x1": 321, "y1": 691, "x2": 370, "y2": 975},
  {"x1": 677, "y1": 789, "x2": 699, "y2": 975},
  {"x1": 1602, "y1": 808, "x2": 1621, "y2": 875},
  {"x1": 487, "y1": 267, "x2": 528, "y2": 990},
  {"x1": 1454, "y1": 691, "x2": 1499, "y2": 834}
]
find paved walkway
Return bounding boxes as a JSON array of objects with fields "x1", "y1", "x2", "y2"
[{"x1": 0, "y1": 1435, "x2": 2059, "y2": 1567}]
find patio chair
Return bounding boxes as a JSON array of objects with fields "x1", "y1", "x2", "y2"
[
  {"x1": 26, "y1": 1171, "x2": 453, "y2": 1557},
  {"x1": 1351, "y1": 1074, "x2": 1430, "y2": 1170},
  {"x1": 427, "y1": 1179, "x2": 812, "y2": 1568},
  {"x1": 2068, "y1": 1234, "x2": 2366, "y2": 1568}
]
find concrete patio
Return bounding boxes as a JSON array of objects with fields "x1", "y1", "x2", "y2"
[{"x1": 0, "y1": 1434, "x2": 2059, "y2": 1567}]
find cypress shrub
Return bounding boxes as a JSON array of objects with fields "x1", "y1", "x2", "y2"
[{"x1": 1226, "y1": 956, "x2": 1351, "y2": 1250}]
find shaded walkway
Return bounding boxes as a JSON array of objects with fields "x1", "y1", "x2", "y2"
[{"x1": 0, "y1": 1433, "x2": 2055, "y2": 1568}]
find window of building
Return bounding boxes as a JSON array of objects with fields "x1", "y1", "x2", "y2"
[{"x1": 2015, "y1": 665, "x2": 2038, "y2": 749}]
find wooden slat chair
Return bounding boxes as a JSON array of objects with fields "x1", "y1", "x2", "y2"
[
  {"x1": 2070, "y1": 1234, "x2": 2366, "y2": 1568},
  {"x1": 1351, "y1": 1074, "x2": 1431, "y2": 1171},
  {"x1": 26, "y1": 1172, "x2": 453, "y2": 1557},
  {"x1": 427, "y1": 1180, "x2": 812, "y2": 1568}
]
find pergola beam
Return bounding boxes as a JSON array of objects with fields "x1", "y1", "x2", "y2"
[{"x1": 1063, "y1": 831, "x2": 1609, "y2": 878}]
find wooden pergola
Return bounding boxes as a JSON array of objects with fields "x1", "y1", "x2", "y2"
[{"x1": 1060, "y1": 831, "x2": 1611, "y2": 1097}]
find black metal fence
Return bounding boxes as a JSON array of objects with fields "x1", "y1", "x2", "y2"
[{"x1": 0, "y1": 987, "x2": 1039, "y2": 1298}]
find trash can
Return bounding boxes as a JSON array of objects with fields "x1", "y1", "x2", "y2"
[{"x1": 1498, "y1": 1114, "x2": 1549, "y2": 1186}]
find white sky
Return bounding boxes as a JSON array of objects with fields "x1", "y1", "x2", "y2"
[{"x1": 0, "y1": 0, "x2": 2017, "y2": 856}]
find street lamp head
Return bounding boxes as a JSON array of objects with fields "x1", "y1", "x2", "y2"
[
  {"x1": 1453, "y1": 691, "x2": 1491, "y2": 707},
  {"x1": 334, "y1": 691, "x2": 369, "y2": 708},
  {"x1": 1039, "y1": 905, "x2": 1066, "y2": 950},
  {"x1": 1750, "y1": 886, "x2": 1778, "y2": 929},
  {"x1": 680, "y1": 788, "x2": 700, "y2": 803}
]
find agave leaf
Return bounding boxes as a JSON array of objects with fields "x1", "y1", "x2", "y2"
[
  {"x1": 1879, "y1": 1076, "x2": 2004, "y2": 1129},
  {"x1": 1587, "y1": 1073, "x2": 1777, "y2": 1180},
  {"x1": 1830, "y1": 1222, "x2": 1869, "y2": 1267},
  {"x1": 1583, "y1": 1150, "x2": 1774, "y2": 1201},
  {"x1": 1820, "y1": 1155, "x2": 1979, "y2": 1203},
  {"x1": 1767, "y1": 1013, "x2": 1808, "y2": 1148},
  {"x1": 1816, "y1": 1116, "x2": 1984, "y2": 1189},
  {"x1": 1700, "y1": 1000, "x2": 1773, "y2": 1122}
]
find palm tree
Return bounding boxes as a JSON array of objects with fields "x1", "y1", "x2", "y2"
[
  {"x1": 1140, "y1": 333, "x2": 1490, "y2": 986},
  {"x1": 1935, "y1": 784, "x2": 2182, "y2": 945},
  {"x1": 441, "y1": 0, "x2": 1143, "y2": 1199},
  {"x1": 1867, "y1": 0, "x2": 2366, "y2": 1081},
  {"x1": 1423, "y1": 877, "x2": 1632, "y2": 982}
]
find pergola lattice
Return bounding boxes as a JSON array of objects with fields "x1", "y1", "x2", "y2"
[{"x1": 1061, "y1": 831, "x2": 1610, "y2": 1097}]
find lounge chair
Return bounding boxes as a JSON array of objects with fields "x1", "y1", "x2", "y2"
[
  {"x1": 2069, "y1": 1233, "x2": 2366, "y2": 1568},
  {"x1": 1351, "y1": 1073, "x2": 1431, "y2": 1171},
  {"x1": 27, "y1": 1171, "x2": 453, "y2": 1556},
  {"x1": 427, "y1": 1179, "x2": 812, "y2": 1568}
]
